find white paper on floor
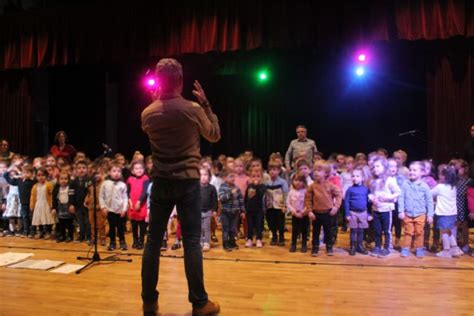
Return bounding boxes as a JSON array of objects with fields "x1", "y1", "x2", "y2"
[
  {"x1": 50, "y1": 264, "x2": 85, "y2": 274},
  {"x1": 0, "y1": 252, "x2": 34, "y2": 267},
  {"x1": 8, "y1": 259, "x2": 64, "y2": 270}
]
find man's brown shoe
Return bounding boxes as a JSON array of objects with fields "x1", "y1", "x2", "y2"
[
  {"x1": 143, "y1": 300, "x2": 158, "y2": 316},
  {"x1": 192, "y1": 300, "x2": 220, "y2": 316}
]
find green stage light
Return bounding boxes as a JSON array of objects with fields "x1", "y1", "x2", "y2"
[{"x1": 257, "y1": 70, "x2": 269, "y2": 83}]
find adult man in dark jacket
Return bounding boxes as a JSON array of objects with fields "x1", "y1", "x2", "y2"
[{"x1": 141, "y1": 58, "x2": 220, "y2": 316}]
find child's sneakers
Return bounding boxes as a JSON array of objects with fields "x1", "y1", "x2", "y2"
[
  {"x1": 108, "y1": 243, "x2": 116, "y2": 251},
  {"x1": 415, "y1": 248, "x2": 424, "y2": 258},
  {"x1": 256, "y1": 240, "x2": 263, "y2": 248},
  {"x1": 301, "y1": 244, "x2": 307, "y2": 253},
  {"x1": 223, "y1": 241, "x2": 232, "y2": 252},
  {"x1": 400, "y1": 247, "x2": 410, "y2": 257},
  {"x1": 160, "y1": 240, "x2": 168, "y2": 251},
  {"x1": 245, "y1": 239, "x2": 253, "y2": 248},
  {"x1": 356, "y1": 245, "x2": 369, "y2": 255},
  {"x1": 289, "y1": 244, "x2": 296, "y2": 253},
  {"x1": 270, "y1": 237, "x2": 278, "y2": 246},
  {"x1": 430, "y1": 243, "x2": 439, "y2": 253},
  {"x1": 449, "y1": 246, "x2": 464, "y2": 258},
  {"x1": 171, "y1": 241, "x2": 181, "y2": 250},
  {"x1": 278, "y1": 237, "x2": 285, "y2": 247},
  {"x1": 378, "y1": 248, "x2": 390, "y2": 258},
  {"x1": 436, "y1": 249, "x2": 452, "y2": 258},
  {"x1": 119, "y1": 241, "x2": 128, "y2": 251},
  {"x1": 370, "y1": 247, "x2": 382, "y2": 257},
  {"x1": 202, "y1": 243, "x2": 210, "y2": 252},
  {"x1": 461, "y1": 245, "x2": 471, "y2": 254},
  {"x1": 311, "y1": 247, "x2": 319, "y2": 257},
  {"x1": 230, "y1": 239, "x2": 239, "y2": 250}
]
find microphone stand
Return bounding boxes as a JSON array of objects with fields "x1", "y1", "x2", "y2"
[
  {"x1": 76, "y1": 149, "x2": 132, "y2": 274},
  {"x1": 400, "y1": 130, "x2": 458, "y2": 158}
]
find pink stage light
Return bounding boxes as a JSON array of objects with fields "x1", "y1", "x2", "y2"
[
  {"x1": 144, "y1": 76, "x2": 158, "y2": 89},
  {"x1": 358, "y1": 54, "x2": 366, "y2": 62}
]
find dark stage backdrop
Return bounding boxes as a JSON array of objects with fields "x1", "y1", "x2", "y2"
[
  {"x1": 0, "y1": 41, "x2": 471, "y2": 165},
  {"x1": 39, "y1": 43, "x2": 428, "y2": 164},
  {"x1": 47, "y1": 66, "x2": 107, "y2": 158}
]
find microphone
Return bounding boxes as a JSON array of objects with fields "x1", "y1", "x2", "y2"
[
  {"x1": 102, "y1": 143, "x2": 112, "y2": 152},
  {"x1": 399, "y1": 130, "x2": 418, "y2": 136}
]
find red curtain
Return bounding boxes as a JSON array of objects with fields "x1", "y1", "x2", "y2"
[
  {"x1": 0, "y1": 0, "x2": 472, "y2": 70},
  {"x1": 395, "y1": 0, "x2": 467, "y2": 40},
  {"x1": 426, "y1": 43, "x2": 474, "y2": 162},
  {"x1": 0, "y1": 72, "x2": 33, "y2": 155}
]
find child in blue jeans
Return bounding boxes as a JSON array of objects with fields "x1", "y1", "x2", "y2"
[
  {"x1": 344, "y1": 168, "x2": 371, "y2": 255},
  {"x1": 218, "y1": 169, "x2": 245, "y2": 251}
]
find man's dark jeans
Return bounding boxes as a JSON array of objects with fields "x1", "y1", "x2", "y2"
[{"x1": 141, "y1": 178, "x2": 208, "y2": 307}]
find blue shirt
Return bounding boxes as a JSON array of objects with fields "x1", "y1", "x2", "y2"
[
  {"x1": 344, "y1": 184, "x2": 369, "y2": 217},
  {"x1": 399, "y1": 180, "x2": 434, "y2": 218}
]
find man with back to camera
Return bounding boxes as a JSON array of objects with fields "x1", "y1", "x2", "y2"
[{"x1": 141, "y1": 58, "x2": 221, "y2": 316}]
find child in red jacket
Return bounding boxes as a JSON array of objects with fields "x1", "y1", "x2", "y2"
[{"x1": 127, "y1": 161, "x2": 149, "y2": 250}]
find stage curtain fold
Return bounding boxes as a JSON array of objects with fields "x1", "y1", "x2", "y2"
[
  {"x1": 426, "y1": 42, "x2": 474, "y2": 162},
  {"x1": 0, "y1": 0, "x2": 472, "y2": 70},
  {"x1": 0, "y1": 72, "x2": 33, "y2": 154}
]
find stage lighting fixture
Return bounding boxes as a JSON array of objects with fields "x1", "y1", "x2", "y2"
[
  {"x1": 256, "y1": 69, "x2": 269, "y2": 83},
  {"x1": 358, "y1": 54, "x2": 366, "y2": 62},
  {"x1": 355, "y1": 67, "x2": 365, "y2": 76},
  {"x1": 147, "y1": 79, "x2": 156, "y2": 86}
]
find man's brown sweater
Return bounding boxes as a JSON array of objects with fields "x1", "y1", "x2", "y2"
[{"x1": 141, "y1": 96, "x2": 220, "y2": 179}]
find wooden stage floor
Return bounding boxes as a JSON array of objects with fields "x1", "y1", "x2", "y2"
[{"x1": 1, "y1": 230, "x2": 473, "y2": 316}]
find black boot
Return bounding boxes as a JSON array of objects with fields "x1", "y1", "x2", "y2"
[
  {"x1": 301, "y1": 243, "x2": 307, "y2": 253},
  {"x1": 278, "y1": 235, "x2": 285, "y2": 246},
  {"x1": 231, "y1": 238, "x2": 239, "y2": 250},
  {"x1": 223, "y1": 240, "x2": 232, "y2": 251},
  {"x1": 270, "y1": 235, "x2": 278, "y2": 246},
  {"x1": 349, "y1": 241, "x2": 356, "y2": 256}
]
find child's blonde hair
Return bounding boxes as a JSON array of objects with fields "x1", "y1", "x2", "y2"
[
  {"x1": 313, "y1": 160, "x2": 331, "y2": 178},
  {"x1": 267, "y1": 160, "x2": 282, "y2": 171},
  {"x1": 370, "y1": 157, "x2": 389, "y2": 191}
]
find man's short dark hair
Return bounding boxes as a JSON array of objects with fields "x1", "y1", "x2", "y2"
[{"x1": 155, "y1": 58, "x2": 183, "y2": 92}]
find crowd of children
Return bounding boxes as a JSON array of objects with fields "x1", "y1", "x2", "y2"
[{"x1": 0, "y1": 145, "x2": 473, "y2": 260}]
